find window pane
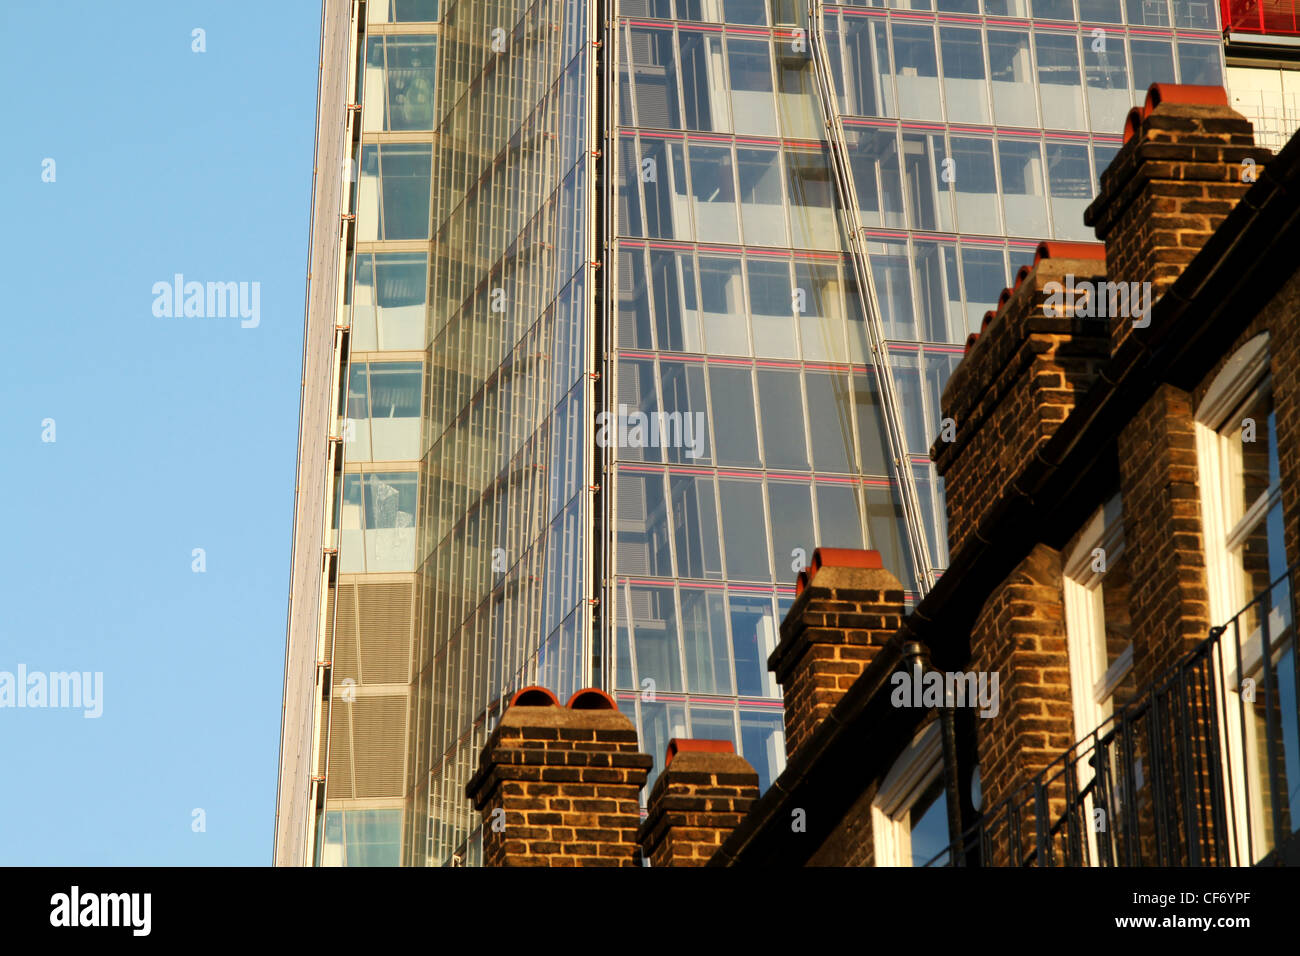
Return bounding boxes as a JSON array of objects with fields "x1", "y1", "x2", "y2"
[
  {"x1": 740, "y1": 710, "x2": 787, "y2": 791},
  {"x1": 940, "y1": 26, "x2": 990, "y2": 124},
  {"x1": 1046, "y1": 142, "x2": 1093, "y2": 239},
  {"x1": 728, "y1": 38, "x2": 779, "y2": 134},
  {"x1": 950, "y1": 137, "x2": 999, "y2": 236},
  {"x1": 361, "y1": 144, "x2": 432, "y2": 240},
  {"x1": 848, "y1": 129, "x2": 906, "y2": 228},
  {"x1": 747, "y1": 257, "x2": 798, "y2": 357},
  {"x1": 914, "y1": 241, "x2": 963, "y2": 342},
  {"x1": 729, "y1": 594, "x2": 779, "y2": 697},
  {"x1": 785, "y1": 149, "x2": 840, "y2": 250},
  {"x1": 698, "y1": 256, "x2": 749, "y2": 354},
  {"x1": 816, "y1": 482, "x2": 865, "y2": 550},
  {"x1": 385, "y1": 35, "x2": 437, "y2": 130},
  {"x1": 1078, "y1": 0, "x2": 1122, "y2": 20},
  {"x1": 757, "y1": 369, "x2": 810, "y2": 469},
  {"x1": 866, "y1": 484, "x2": 914, "y2": 591},
  {"x1": 619, "y1": 247, "x2": 654, "y2": 348},
  {"x1": 769, "y1": 482, "x2": 815, "y2": 584},
  {"x1": 363, "y1": 472, "x2": 418, "y2": 571},
  {"x1": 909, "y1": 776, "x2": 949, "y2": 866},
  {"x1": 370, "y1": 0, "x2": 440, "y2": 20},
  {"x1": 1174, "y1": 0, "x2": 1216, "y2": 27},
  {"x1": 650, "y1": 249, "x2": 703, "y2": 352},
  {"x1": 989, "y1": 32, "x2": 1038, "y2": 127},
  {"x1": 617, "y1": 358, "x2": 662, "y2": 463},
  {"x1": 1177, "y1": 40, "x2": 1222, "y2": 86},
  {"x1": 870, "y1": 239, "x2": 918, "y2": 338},
  {"x1": 1130, "y1": 39, "x2": 1175, "y2": 96},
  {"x1": 660, "y1": 360, "x2": 711, "y2": 463},
  {"x1": 854, "y1": 372, "x2": 892, "y2": 476},
  {"x1": 1036, "y1": 33, "x2": 1085, "y2": 131},
  {"x1": 892, "y1": 24, "x2": 943, "y2": 122},
  {"x1": 719, "y1": 479, "x2": 773, "y2": 581},
  {"x1": 629, "y1": 586, "x2": 684, "y2": 692},
  {"x1": 690, "y1": 706, "x2": 739, "y2": 746},
  {"x1": 670, "y1": 474, "x2": 723, "y2": 579},
  {"x1": 1084, "y1": 37, "x2": 1132, "y2": 134},
  {"x1": 998, "y1": 138, "x2": 1049, "y2": 237},
  {"x1": 776, "y1": 52, "x2": 821, "y2": 138},
  {"x1": 795, "y1": 261, "x2": 848, "y2": 362},
  {"x1": 1033, "y1": 0, "x2": 1075, "y2": 19},
  {"x1": 737, "y1": 148, "x2": 790, "y2": 246},
  {"x1": 806, "y1": 372, "x2": 855, "y2": 473},
  {"x1": 709, "y1": 366, "x2": 761, "y2": 466},
  {"x1": 617, "y1": 472, "x2": 674, "y2": 576},
  {"x1": 689, "y1": 144, "x2": 740, "y2": 243},
  {"x1": 680, "y1": 32, "x2": 730, "y2": 132},
  {"x1": 842, "y1": 18, "x2": 894, "y2": 118},
  {"x1": 959, "y1": 245, "x2": 1008, "y2": 330},
  {"x1": 1126, "y1": 0, "x2": 1170, "y2": 26},
  {"x1": 681, "y1": 589, "x2": 734, "y2": 694},
  {"x1": 367, "y1": 362, "x2": 423, "y2": 460},
  {"x1": 725, "y1": 0, "x2": 769, "y2": 24},
  {"x1": 630, "y1": 28, "x2": 682, "y2": 128}
]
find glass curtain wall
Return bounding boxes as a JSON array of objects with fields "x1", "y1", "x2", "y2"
[
  {"x1": 418, "y1": 0, "x2": 593, "y2": 866},
  {"x1": 611, "y1": 0, "x2": 1224, "y2": 797},
  {"x1": 822, "y1": 0, "x2": 1223, "y2": 569}
]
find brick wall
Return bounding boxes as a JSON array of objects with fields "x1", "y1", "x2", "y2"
[
  {"x1": 638, "y1": 740, "x2": 759, "y2": 867},
  {"x1": 465, "y1": 688, "x2": 652, "y2": 866},
  {"x1": 968, "y1": 544, "x2": 1074, "y2": 827},
  {"x1": 768, "y1": 549, "x2": 903, "y2": 759},
  {"x1": 934, "y1": 254, "x2": 1112, "y2": 558},
  {"x1": 1084, "y1": 87, "x2": 1271, "y2": 355}
]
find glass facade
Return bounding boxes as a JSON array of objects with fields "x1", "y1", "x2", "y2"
[
  {"x1": 418, "y1": 0, "x2": 593, "y2": 867},
  {"x1": 295, "y1": 0, "x2": 1226, "y2": 866}
]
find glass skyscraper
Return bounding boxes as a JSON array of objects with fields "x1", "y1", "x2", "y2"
[{"x1": 276, "y1": 0, "x2": 1226, "y2": 866}]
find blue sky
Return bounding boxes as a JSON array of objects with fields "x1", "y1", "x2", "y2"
[{"x1": 0, "y1": 2, "x2": 317, "y2": 864}]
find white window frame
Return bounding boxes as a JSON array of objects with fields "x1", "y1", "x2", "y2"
[
  {"x1": 871, "y1": 721, "x2": 945, "y2": 867},
  {"x1": 1063, "y1": 493, "x2": 1132, "y2": 739},
  {"x1": 1062, "y1": 493, "x2": 1133, "y2": 865},
  {"x1": 1194, "y1": 331, "x2": 1277, "y2": 865}
]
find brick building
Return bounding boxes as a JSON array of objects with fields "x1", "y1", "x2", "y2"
[{"x1": 466, "y1": 83, "x2": 1300, "y2": 866}]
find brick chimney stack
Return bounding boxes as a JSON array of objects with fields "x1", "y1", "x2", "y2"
[
  {"x1": 1084, "y1": 83, "x2": 1271, "y2": 353},
  {"x1": 465, "y1": 687, "x2": 652, "y2": 866},
  {"x1": 768, "y1": 548, "x2": 903, "y2": 759},
  {"x1": 637, "y1": 739, "x2": 760, "y2": 867},
  {"x1": 933, "y1": 242, "x2": 1112, "y2": 558}
]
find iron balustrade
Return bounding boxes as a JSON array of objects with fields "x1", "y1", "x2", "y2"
[{"x1": 923, "y1": 566, "x2": 1299, "y2": 866}]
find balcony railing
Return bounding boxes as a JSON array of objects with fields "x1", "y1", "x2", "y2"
[
  {"x1": 924, "y1": 567, "x2": 1299, "y2": 866},
  {"x1": 1222, "y1": 0, "x2": 1300, "y2": 36}
]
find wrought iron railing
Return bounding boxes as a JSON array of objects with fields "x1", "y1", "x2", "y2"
[{"x1": 924, "y1": 567, "x2": 1299, "y2": 866}]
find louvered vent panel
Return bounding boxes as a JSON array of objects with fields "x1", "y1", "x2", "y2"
[
  {"x1": 352, "y1": 693, "x2": 409, "y2": 798},
  {"x1": 627, "y1": 588, "x2": 653, "y2": 621},
  {"x1": 333, "y1": 583, "x2": 359, "y2": 683},
  {"x1": 326, "y1": 704, "x2": 354, "y2": 800},
  {"x1": 357, "y1": 582, "x2": 415, "y2": 684},
  {"x1": 617, "y1": 361, "x2": 642, "y2": 405}
]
